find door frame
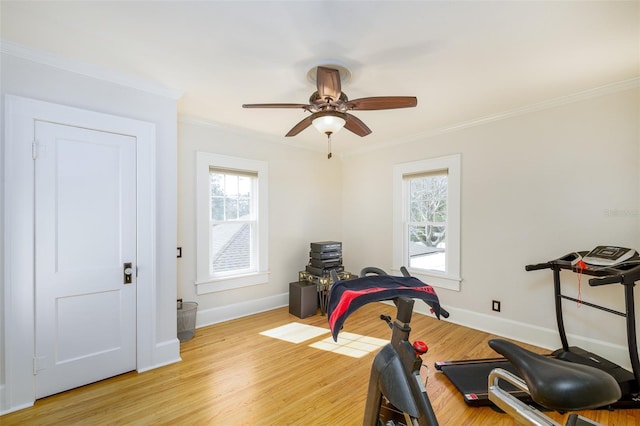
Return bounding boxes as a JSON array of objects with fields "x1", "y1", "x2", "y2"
[{"x1": 3, "y1": 95, "x2": 157, "y2": 412}]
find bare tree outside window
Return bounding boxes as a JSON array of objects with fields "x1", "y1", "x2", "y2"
[{"x1": 407, "y1": 173, "x2": 447, "y2": 272}]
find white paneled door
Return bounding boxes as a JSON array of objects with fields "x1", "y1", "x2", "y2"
[{"x1": 34, "y1": 121, "x2": 137, "y2": 398}]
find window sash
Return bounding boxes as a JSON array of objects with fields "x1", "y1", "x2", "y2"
[
  {"x1": 208, "y1": 169, "x2": 258, "y2": 277},
  {"x1": 210, "y1": 170, "x2": 256, "y2": 222}
]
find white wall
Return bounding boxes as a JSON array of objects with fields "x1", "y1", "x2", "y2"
[
  {"x1": 341, "y1": 84, "x2": 640, "y2": 368},
  {"x1": 177, "y1": 118, "x2": 343, "y2": 326},
  {"x1": 1, "y1": 51, "x2": 180, "y2": 412}
]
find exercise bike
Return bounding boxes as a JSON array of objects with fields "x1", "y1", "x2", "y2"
[
  {"x1": 329, "y1": 267, "x2": 446, "y2": 425},
  {"x1": 328, "y1": 267, "x2": 622, "y2": 425}
]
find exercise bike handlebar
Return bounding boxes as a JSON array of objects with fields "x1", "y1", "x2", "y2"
[
  {"x1": 435, "y1": 306, "x2": 450, "y2": 319},
  {"x1": 353, "y1": 266, "x2": 450, "y2": 319},
  {"x1": 399, "y1": 266, "x2": 450, "y2": 319}
]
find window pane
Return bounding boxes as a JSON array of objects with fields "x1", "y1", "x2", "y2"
[
  {"x1": 409, "y1": 175, "x2": 447, "y2": 222},
  {"x1": 211, "y1": 223, "x2": 251, "y2": 273},
  {"x1": 226, "y1": 197, "x2": 238, "y2": 220},
  {"x1": 225, "y1": 174, "x2": 238, "y2": 195},
  {"x1": 408, "y1": 224, "x2": 446, "y2": 249},
  {"x1": 211, "y1": 196, "x2": 224, "y2": 221},
  {"x1": 210, "y1": 173, "x2": 224, "y2": 196},
  {"x1": 408, "y1": 224, "x2": 446, "y2": 272},
  {"x1": 238, "y1": 196, "x2": 251, "y2": 219},
  {"x1": 238, "y1": 176, "x2": 251, "y2": 196}
]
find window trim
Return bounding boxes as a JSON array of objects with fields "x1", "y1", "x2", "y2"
[
  {"x1": 195, "y1": 152, "x2": 269, "y2": 294},
  {"x1": 392, "y1": 154, "x2": 461, "y2": 291}
]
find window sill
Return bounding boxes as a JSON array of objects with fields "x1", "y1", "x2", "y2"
[
  {"x1": 390, "y1": 268, "x2": 461, "y2": 291},
  {"x1": 195, "y1": 271, "x2": 270, "y2": 295}
]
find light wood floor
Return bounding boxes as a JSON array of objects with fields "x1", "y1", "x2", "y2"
[{"x1": 3, "y1": 303, "x2": 640, "y2": 425}]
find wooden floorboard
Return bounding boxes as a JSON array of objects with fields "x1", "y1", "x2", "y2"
[{"x1": 3, "y1": 303, "x2": 639, "y2": 425}]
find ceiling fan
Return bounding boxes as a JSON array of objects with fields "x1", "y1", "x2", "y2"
[{"x1": 242, "y1": 65, "x2": 417, "y2": 158}]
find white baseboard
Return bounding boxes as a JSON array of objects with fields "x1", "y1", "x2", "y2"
[
  {"x1": 136, "y1": 338, "x2": 182, "y2": 373},
  {"x1": 0, "y1": 384, "x2": 34, "y2": 415},
  {"x1": 195, "y1": 293, "x2": 289, "y2": 329},
  {"x1": 412, "y1": 303, "x2": 632, "y2": 371},
  {"x1": 166, "y1": 292, "x2": 635, "y2": 373}
]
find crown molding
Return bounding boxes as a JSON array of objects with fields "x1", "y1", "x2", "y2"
[
  {"x1": 1, "y1": 39, "x2": 183, "y2": 100},
  {"x1": 178, "y1": 115, "x2": 329, "y2": 156},
  {"x1": 344, "y1": 77, "x2": 640, "y2": 157}
]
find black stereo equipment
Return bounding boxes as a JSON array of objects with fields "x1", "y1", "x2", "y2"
[
  {"x1": 309, "y1": 250, "x2": 342, "y2": 260},
  {"x1": 309, "y1": 258, "x2": 343, "y2": 269},
  {"x1": 307, "y1": 241, "x2": 344, "y2": 277},
  {"x1": 310, "y1": 241, "x2": 342, "y2": 252},
  {"x1": 294, "y1": 241, "x2": 353, "y2": 316}
]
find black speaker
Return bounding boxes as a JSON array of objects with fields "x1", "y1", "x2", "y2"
[{"x1": 289, "y1": 281, "x2": 318, "y2": 318}]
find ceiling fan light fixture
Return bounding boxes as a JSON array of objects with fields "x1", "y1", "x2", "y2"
[{"x1": 312, "y1": 112, "x2": 347, "y2": 135}]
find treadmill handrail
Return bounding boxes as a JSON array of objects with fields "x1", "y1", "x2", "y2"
[
  {"x1": 589, "y1": 274, "x2": 624, "y2": 286},
  {"x1": 525, "y1": 262, "x2": 552, "y2": 271}
]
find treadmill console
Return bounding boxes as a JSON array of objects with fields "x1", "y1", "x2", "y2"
[{"x1": 582, "y1": 246, "x2": 636, "y2": 266}]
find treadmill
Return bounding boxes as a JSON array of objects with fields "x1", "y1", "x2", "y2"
[{"x1": 435, "y1": 249, "x2": 640, "y2": 408}]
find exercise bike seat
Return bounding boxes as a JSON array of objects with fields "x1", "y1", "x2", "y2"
[{"x1": 489, "y1": 339, "x2": 621, "y2": 411}]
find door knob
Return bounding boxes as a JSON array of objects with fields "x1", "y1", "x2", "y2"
[{"x1": 124, "y1": 262, "x2": 133, "y2": 284}]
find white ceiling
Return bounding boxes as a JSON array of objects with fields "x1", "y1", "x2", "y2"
[{"x1": 1, "y1": 1, "x2": 639, "y2": 156}]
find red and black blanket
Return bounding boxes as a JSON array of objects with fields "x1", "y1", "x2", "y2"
[{"x1": 327, "y1": 275, "x2": 441, "y2": 341}]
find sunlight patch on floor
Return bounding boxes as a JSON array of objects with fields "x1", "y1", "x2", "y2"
[
  {"x1": 310, "y1": 332, "x2": 388, "y2": 358},
  {"x1": 259, "y1": 322, "x2": 330, "y2": 343}
]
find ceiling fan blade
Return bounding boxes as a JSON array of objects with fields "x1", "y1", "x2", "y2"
[
  {"x1": 243, "y1": 103, "x2": 310, "y2": 109},
  {"x1": 316, "y1": 66, "x2": 342, "y2": 102},
  {"x1": 285, "y1": 116, "x2": 313, "y2": 137},
  {"x1": 345, "y1": 96, "x2": 417, "y2": 111},
  {"x1": 344, "y1": 113, "x2": 372, "y2": 137}
]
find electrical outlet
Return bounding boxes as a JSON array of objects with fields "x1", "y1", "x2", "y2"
[{"x1": 492, "y1": 300, "x2": 501, "y2": 312}]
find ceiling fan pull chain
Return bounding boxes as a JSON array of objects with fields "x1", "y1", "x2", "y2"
[{"x1": 327, "y1": 133, "x2": 332, "y2": 159}]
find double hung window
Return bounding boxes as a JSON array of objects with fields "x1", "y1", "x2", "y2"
[
  {"x1": 393, "y1": 154, "x2": 461, "y2": 290},
  {"x1": 196, "y1": 153, "x2": 268, "y2": 294}
]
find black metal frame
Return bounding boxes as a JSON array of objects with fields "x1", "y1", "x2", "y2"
[{"x1": 363, "y1": 296, "x2": 439, "y2": 426}]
